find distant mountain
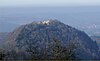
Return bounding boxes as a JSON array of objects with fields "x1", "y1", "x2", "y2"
[
  {"x1": 0, "y1": 22, "x2": 19, "y2": 32},
  {"x1": 91, "y1": 36, "x2": 100, "y2": 50},
  {"x1": 1, "y1": 6, "x2": 100, "y2": 33},
  {"x1": 77, "y1": 24, "x2": 100, "y2": 36},
  {"x1": 0, "y1": 32, "x2": 9, "y2": 47},
  {"x1": 5, "y1": 19, "x2": 100, "y2": 60}
]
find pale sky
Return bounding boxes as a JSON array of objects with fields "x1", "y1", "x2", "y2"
[{"x1": 0, "y1": 0, "x2": 100, "y2": 7}]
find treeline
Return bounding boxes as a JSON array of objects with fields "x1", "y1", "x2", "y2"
[{"x1": 0, "y1": 38, "x2": 78, "y2": 60}]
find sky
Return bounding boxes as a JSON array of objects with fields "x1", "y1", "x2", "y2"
[
  {"x1": 0, "y1": 0, "x2": 100, "y2": 7},
  {"x1": 0, "y1": 0, "x2": 100, "y2": 34}
]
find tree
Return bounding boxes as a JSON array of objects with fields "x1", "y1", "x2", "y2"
[
  {"x1": 0, "y1": 49, "x2": 6, "y2": 60},
  {"x1": 48, "y1": 38, "x2": 77, "y2": 60},
  {"x1": 23, "y1": 38, "x2": 77, "y2": 60}
]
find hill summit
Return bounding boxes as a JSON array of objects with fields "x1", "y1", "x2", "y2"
[{"x1": 5, "y1": 19, "x2": 100, "y2": 60}]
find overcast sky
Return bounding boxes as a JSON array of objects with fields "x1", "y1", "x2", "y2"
[{"x1": 0, "y1": 0, "x2": 100, "y2": 7}]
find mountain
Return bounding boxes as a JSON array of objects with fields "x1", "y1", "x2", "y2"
[
  {"x1": 0, "y1": 32, "x2": 9, "y2": 47},
  {"x1": 1, "y1": 6, "x2": 100, "y2": 33},
  {"x1": 77, "y1": 24, "x2": 100, "y2": 36},
  {"x1": 0, "y1": 22, "x2": 19, "y2": 32},
  {"x1": 91, "y1": 36, "x2": 100, "y2": 50},
  {"x1": 4, "y1": 19, "x2": 100, "y2": 60}
]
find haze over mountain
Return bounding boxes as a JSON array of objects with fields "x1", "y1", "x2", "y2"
[
  {"x1": 0, "y1": 0, "x2": 100, "y2": 60},
  {"x1": 91, "y1": 35, "x2": 100, "y2": 50},
  {"x1": 4, "y1": 20, "x2": 99, "y2": 60},
  {"x1": 0, "y1": 32, "x2": 9, "y2": 47},
  {"x1": 0, "y1": 6, "x2": 100, "y2": 35}
]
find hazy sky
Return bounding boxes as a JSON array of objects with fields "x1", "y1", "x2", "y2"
[{"x1": 0, "y1": 0, "x2": 100, "y2": 7}]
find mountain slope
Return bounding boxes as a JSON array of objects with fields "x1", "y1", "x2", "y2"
[
  {"x1": 5, "y1": 19, "x2": 100, "y2": 60},
  {"x1": 0, "y1": 32, "x2": 9, "y2": 47},
  {"x1": 91, "y1": 36, "x2": 100, "y2": 50},
  {"x1": 0, "y1": 22, "x2": 19, "y2": 32}
]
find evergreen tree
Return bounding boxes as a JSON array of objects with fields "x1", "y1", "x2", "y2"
[
  {"x1": 48, "y1": 38, "x2": 77, "y2": 60},
  {"x1": 0, "y1": 49, "x2": 6, "y2": 60}
]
